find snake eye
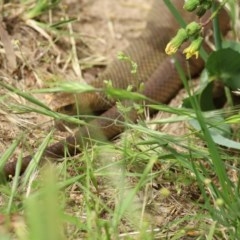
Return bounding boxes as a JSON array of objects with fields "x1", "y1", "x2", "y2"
[
  {"x1": 62, "y1": 104, "x2": 75, "y2": 113},
  {"x1": 57, "y1": 104, "x2": 75, "y2": 115}
]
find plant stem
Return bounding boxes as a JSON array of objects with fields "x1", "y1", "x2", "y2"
[{"x1": 212, "y1": 0, "x2": 222, "y2": 50}]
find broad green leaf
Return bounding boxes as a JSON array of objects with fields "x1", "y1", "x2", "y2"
[
  {"x1": 183, "y1": 81, "x2": 216, "y2": 111},
  {"x1": 222, "y1": 41, "x2": 240, "y2": 54},
  {"x1": 206, "y1": 48, "x2": 240, "y2": 89},
  {"x1": 189, "y1": 116, "x2": 240, "y2": 149}
]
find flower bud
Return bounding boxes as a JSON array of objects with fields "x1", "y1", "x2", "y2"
[
  {"x1": 216, "y1": 198, "x2": 224, "y2": 207},
  {"x1": 183, "y1": 0, "x2": 200, "y2": 12},
  {"x1": 165, "y1": 28, "x2": 188, "y2": 55},
  {"x1": 186, "y1": 22, "x2": 202, "y2": 37},
  {"x1": 183, "y1": 36, "x2": 203, "y2": 59},
  {"x1": 196, "y1": 1, "x2": 212, "y2": 17}
]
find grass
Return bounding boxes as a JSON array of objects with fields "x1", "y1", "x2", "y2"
[{"x1": 0, "y1": 0, "x2": 240, "y2": 239}]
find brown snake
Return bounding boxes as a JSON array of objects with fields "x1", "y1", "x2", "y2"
[{"x1": 3, "y1": 0, "x2": 229, "y2": 178}]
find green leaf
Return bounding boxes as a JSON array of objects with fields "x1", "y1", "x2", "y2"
[
  {"x1": 105, "y1": 88, "x2": 147, "y2": 101},
  {"x1": 206, "y1": 48, "x2": 240, "y2": 89},
  {"x1": 190, "y1": 115, "x2": 231, "y2": 137},
  {"x1": 183, "y1": 70, "x2": 217, "y2": 111},
  {"x1": 183, "y1": 81, "x2": 216, "y2": 111},
  {"x1": 189, "y1": 115, "x2": 240, "y2": 149},
  {"x1": 31, "y1": 82, "x2": 96, "y2": 94},
  {"x1": 210, "y1": 134, "x2": 240, "y2": 150},
  {"x1": 222, "y1": 41, "x2": 240, "y2": 54}
]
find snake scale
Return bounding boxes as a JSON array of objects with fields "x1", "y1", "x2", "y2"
[{"x1": 3, "y1": 0, "x2": 229, "y2": 178}]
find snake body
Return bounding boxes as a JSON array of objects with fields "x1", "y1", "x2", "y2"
[{"x1": 3, "y1": 0, "x2": 229, "y2": 177}]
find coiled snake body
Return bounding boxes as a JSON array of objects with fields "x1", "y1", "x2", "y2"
[{"x1": 3, "y1": 0, "x2": 229, "y2": 177}]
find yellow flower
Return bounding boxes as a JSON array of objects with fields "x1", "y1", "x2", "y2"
[
  {"x1": 183, "y1": 37, "x2": 203, "y2": 59},
  {"x1": 165, "y1": 28, "x2": 188, "y2": 55},
  {"x1": 165, "y1": 42, "x2": 178, "y2": 55}
]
